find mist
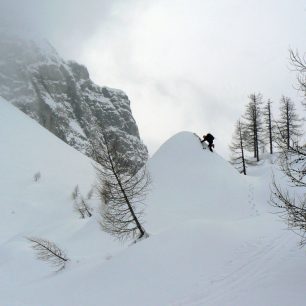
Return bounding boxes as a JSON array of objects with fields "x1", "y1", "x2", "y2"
[{"x1": 0, "y1": 0, "x2": 305, "y2": 157}]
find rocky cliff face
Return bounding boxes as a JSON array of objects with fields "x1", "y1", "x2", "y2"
[{"x1": 0, "y1": 30, "x2": 148, "y2": 165}]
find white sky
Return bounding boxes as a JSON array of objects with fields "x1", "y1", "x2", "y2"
[{"x1": 1, "y1": 0, "x2": 305, "y2": 158}]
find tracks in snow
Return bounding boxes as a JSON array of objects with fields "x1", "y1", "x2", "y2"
[{"x1": 171, "y1": 230, "x2": 291, "y2": 306}]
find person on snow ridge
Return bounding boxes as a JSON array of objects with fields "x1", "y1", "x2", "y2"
[{"x1": 201, "y1": 133, "x2": 215, "y2": 152}]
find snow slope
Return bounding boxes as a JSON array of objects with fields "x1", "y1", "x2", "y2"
[
  {"x1": 0, "y1": 97, "x2": 123, "y2": 304},
  {"x1": 146, "y1": 132, "x2": 253, "y2": 231},
  {"x1": 1, "y1": 98, "x2": 306, "y2": 306}
]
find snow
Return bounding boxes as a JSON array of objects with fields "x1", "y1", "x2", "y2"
[
  {"x1": 42, "y1": 93, "x2": 58, "y2": 110},
  {"x1": 146, "y1": 132, "x2": 253, "y2": 231},
  {"x1": 69, "y1": 119, "x2": 86, "y2": 138},
  {"x1": 0, "y1": 97, "x2": 306, "y2": 306}
]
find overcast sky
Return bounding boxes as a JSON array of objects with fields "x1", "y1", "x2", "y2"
[{"x1": 1, "y1": 0, "x2": 305, "y2": 158}]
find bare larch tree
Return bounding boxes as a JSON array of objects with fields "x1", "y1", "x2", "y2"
[
  {"x1": 271, "y1": 49, "x2": 306, "y2": 246},
  {"x1": 90, "y1": 131, "x2": 150, "y2": 242},
  {"x1": 73, "y1": 196, "x2": 92, "y2": 218},
  {"x1": 276, "y1": 95, "x2": 302, "y2": 150},
  {"x1": 27, "y1": 237, "x2": 69, "y2": 270},
  {"x1": 229, "y1": 120, "x2": 247, "y2": 175},
  {"x1": 262, "y1": 99, "x2": 274, "y2": 154},
  {"x1": 289, "y1": 49, "x2": 306, "y2": 99},
  {"x1": 242, "y1": 93, "x2": 264, "y2": 161},
  {"x1": 72, "y1": 185, "x2": 92, "y2": 219},
  {"x1": 271, "y1": 144, "x2": 306, "y2": 246}
]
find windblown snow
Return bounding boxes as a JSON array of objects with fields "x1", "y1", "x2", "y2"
[{"x1": 1, "y1": 96, "x2": 306, "y2": 306}]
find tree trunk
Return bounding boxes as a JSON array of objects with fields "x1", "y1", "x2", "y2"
[
  {"x1": 239, "y1": 122, "x2": 247, "y2": 175},
  {"x1": 109, "y1": 155, "x2": 145, "y2": 239},
  {"x1": 286, "y1": 102, "x2": 290, "y2": 150},
  {"x1": 268, "y1": 102, "x2": 273, "y2": 154}
]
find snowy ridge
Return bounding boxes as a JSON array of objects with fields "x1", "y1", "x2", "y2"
[{"x1": 1, "y1": 98, "x2": 306, "y2": 306}]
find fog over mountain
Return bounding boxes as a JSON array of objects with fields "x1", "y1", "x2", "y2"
[
  {"x1": 0, "y1": 30, "x2": 148, "y2": 165},
  {"x1": 0, "y1": 0, "x2": 305, "y2": 157}
]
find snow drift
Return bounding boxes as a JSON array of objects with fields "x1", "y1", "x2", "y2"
[{"x1": 146, "y1": 131, "x2": 252, "y2": 231}]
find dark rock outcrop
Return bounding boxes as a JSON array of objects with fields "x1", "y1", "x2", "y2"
[{"x1": 0, "y1": 30, "x2": 148, "y2": 165}]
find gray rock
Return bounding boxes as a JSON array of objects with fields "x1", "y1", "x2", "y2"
[{"x1": 0, "y1": 30, "x2": 148, "y2": 166}]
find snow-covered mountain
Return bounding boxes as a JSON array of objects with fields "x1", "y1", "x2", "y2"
[
  {"x1": 1, "y1": 97, "x2": 306, "y2": 306},
  {"x1": 0, "y1": 30, "x2": 147, "y2": 165}
]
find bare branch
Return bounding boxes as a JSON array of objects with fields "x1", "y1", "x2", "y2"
[{"x1": 27, "y1": 237, "x2": 69, "y2": 271}]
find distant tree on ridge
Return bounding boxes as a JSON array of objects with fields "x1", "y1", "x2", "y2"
[
  {"x1": 242, "y1": 93, "x2": 264, "y2": 161},
  {"x1": 229, "y1": 120, "x2": 247, "y2": 175}
]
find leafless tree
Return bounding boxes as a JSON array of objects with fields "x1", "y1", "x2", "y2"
[
  {"x1": 270, "y1": 49, "x2": 306, "y2": 247},
  {"x1": 90, "y1": 131, "x2": 150, "y2": 242},
  {"x1": 271, "y1": 181, "x2": 306, "y2": 248},
  {"x1": 271, "y1": 146, "x2": 306, "y2": 246},
  {"x1": 262, "y1": 99, "x2": 274, "y2": 154},
  {"x1": 27, "y1": 237, "x2": 69, "y2": 270},
  {"x1": 289, "y1": 49, "x2": 306, "y2": 100},
  {"x1": 275, "y1": 96, "x2": 302, "y2": 150},
  {"x1": 242, "y1": 93, "x2": 264, "y2": 161},
  {"x1": 229, "y1": 120, "x2": 247, "y2": 175},
  {"x1": 72, "y1": 185, "x2": 92, "y2": 218},
  {"x1": 74, "y1": 196, "x2": 92, "y2": 218}
]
